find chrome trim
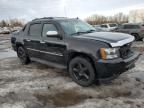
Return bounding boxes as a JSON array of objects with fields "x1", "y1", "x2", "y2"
[
  {"x1": 27, "y1": 48, "x2": 63, "y2": 56},
  {"x1": 26, "y1": 39, "x2": 31, "y2": 42},
  {"x1": 40, "y1": 41, "x2": 46, "y2": 44},
  {"x1": 43, "y1": 40, "x2": 68, "y2": 46},
  {"x1": 110, "y1": 36, "x2": 135, "y2": 47}
]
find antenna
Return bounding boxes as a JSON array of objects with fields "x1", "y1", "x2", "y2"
[
  {"x1": 64, "y1": 5, "x2": 67, "y2": 17},
  {"x1": 61, "y1": 0, "x2": 67, "y2": 17}
]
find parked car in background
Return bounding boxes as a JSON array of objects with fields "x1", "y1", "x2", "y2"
[
  {"x1": 93, "y1": 25, "x2": 101, "y2": 28},
  {"x1": 95, "y1": 27, "x2": 105, "y2": 32},
  {"x1": 11, "y1": 17, "x2": 139, "y2": 86},
  {"x1": 93, "y1": 25, "x2": 105, "y2": 32},
  {"x1": 0, "y1": 27, "x2": 3, "y2": 34},
  {"x1": 114, "y1": 23, "x2": 144, "y2": 41},
  {"x1": 0, "y1": 27, "x2": 10, "y2": 34},
  {"x1": 12, "y1": 27, "x2": 22, "y2": 32},
  {"x1": 100, "y1": 23, "x2": 118, "y2": 31}
]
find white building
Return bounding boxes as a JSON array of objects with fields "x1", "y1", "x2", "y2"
[{"x1": 129, "y1": 9, "x2": 144, "y2": 23}]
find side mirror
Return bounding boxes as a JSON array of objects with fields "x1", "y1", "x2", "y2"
[
  {"x1": 46, "y1": 31, "x2": 58, "y2": 36},
  {"x1": 46, "y1": 31, "x2": 62, "y2": 39}
]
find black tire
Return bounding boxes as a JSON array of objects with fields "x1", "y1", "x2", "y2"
[
  {"x1": 131, "y1": 33, "x2": 140, "y2": 41},
  {"x1": 69, "y1": 57, "x2": 96, "y2": 87},
  {"x1": 17, "y1": 46, "x2": 30, "y2": 64}
]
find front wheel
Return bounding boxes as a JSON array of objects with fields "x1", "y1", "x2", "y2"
[
  {"x1": 17, "y1": 46, "x2": 30, "y2": 64},
  {"x1": 69, "y1": 57, "x2": 96, "y2": 87}
]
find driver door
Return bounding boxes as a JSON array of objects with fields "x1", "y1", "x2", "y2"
[{"x1": 39, "y1": 22, "x2": 66, "y2": 65}]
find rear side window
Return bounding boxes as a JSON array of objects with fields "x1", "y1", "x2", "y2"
[
  {"x1": 109, "y1": 24, "x2": 117, "y2": 27},
  {"x1": 118, "y1": 25, "x2": 123, "y2": 29},
  {"x1": 101, "y1": 25, "x2": 108, "y2": 28},
  {"x1": 42, "y1": 24, "x2": 57, "y2": 37},
  {"x1": 124, "y1": 25, "x2": 140, "y2": 29},
  {"x1": 29, "y1": 23, "x2": 41, "y2": 36}
]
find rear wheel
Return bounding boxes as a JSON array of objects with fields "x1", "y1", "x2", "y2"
[
  {"x1": 131, "y1": 33, "x2": 140, "y2": 41},
  {"x1": 69, "y1": 57, "x2": 96, "y2": 87},
  {"x1": 17, "y1": 46, "x2": 30, "y2": 64}
]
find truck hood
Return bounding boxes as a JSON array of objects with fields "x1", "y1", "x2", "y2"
[{"x1": 76, "y1": 32, "x2": 135, "y2": 47}]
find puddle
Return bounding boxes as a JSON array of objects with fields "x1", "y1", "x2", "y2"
[
  {"x1": 97, "y1": 87, "x2": 132, "y2": 99},
  {"x1": 34, "y1": 89, "x2": 89, "y2": 107}
]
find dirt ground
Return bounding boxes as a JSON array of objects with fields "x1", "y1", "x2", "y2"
[{"x1": 0, "y1": 34, "x2": 144, "y2": 108}]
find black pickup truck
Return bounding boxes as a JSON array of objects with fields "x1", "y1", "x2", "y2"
[{"x1": 11, "y1": 17, "x2": 139, "y2": 86}]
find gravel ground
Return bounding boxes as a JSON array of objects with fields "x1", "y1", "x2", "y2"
[{"x1": 0, "y1": 34, "x2": 144, "y2": 108}]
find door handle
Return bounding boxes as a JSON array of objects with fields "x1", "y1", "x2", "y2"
[
  {"x1": 40, "y1": 41, "x2": 46, "y2": 44},
  {"x1": 26, "y1": 39, "x2": 31, "y2": 42}
]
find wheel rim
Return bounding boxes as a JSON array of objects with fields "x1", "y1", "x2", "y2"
[
  {"x1": 72, "y1": 62, "x2": 90, "y2": 81},
  {"x1": 18, "y1": 48, "x2": 26, "y2": 62}
]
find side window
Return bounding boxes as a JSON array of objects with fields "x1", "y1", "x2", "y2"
[
  {"x1": 109, "y1": 24, "x2": 117, "y2": 27},
  {"x1": 123, "y1": 25, "x2": 140, "y2": 29},
  {"x1": 29, "y1": 23, "x2": 41, "y2": 37},
  {"x1": 118, "y1": 25, "x2": 123, "y2": 29},
  {"x1": 132, "y1": 25, "x2": 140, "y2": 29},
  {"x1": 42, "y1": 24, "x2": 57, "y2": 37},
  {"x1": 123, "y1": 25, "x2": 131, "y2": 29},
  {"x1": 101, "y1": 25, "x2": 108, "y2": 28}
]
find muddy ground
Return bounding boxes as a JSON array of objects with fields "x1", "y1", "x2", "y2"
[{"x1": 0, "y1": 34, "x2": 144, "y2": 108}]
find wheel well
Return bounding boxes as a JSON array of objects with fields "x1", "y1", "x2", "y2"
[
  {"x1": 131, "y1": 33, "x2": 138, "y2": 35},
  {"x1": 68, "y1": 52, "x2": 96, "y2": 71},
  {"x1": 131, "y1": 33, "x2": 140, "y2": 40},
  {"x1": 131, "y1": 33, "x2": 139, "y2": 37},
  {"x1": 16, "y1": 43, "x2": 24, "y2": 51}
]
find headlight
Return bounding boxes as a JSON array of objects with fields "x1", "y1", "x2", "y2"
[{"x1": 100, "y1": 48, "x2": 120, "y2": 60}]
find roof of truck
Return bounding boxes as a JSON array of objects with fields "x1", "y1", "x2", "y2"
[{"x1": 32, "y1": 17, "x2": 78, "y2": 22}]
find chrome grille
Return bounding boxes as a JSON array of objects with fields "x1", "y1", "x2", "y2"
[{"x1": 120, "y1": 43, "x2": 132, "y2": 59}]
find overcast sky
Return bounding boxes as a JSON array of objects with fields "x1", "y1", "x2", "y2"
[{"x1": 0, "y1": 0, "x2": 144, "y2": 21}]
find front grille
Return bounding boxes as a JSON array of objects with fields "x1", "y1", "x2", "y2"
[{"x1": 120, "y1": 43, "x2": 133, "y2": 59}]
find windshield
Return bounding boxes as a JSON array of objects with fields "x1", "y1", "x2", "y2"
[{"x1": 59, "y1": 19, "x2": 96, "y2": 35}]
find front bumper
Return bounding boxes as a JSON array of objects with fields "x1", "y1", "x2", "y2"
[{"x1": 95, "y1": 52, "x2": 140, "y2": 80}]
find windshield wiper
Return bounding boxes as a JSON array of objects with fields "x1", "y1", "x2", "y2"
[
  {"x1": 71, "y1": 30, "x2": 96, "y2": 35},
  {"x1": 71, "y1": 31, "x2": 88, "y2": 35},
  {"x1": 86, "y1": 29, "x2": 96, "y2": 33}
]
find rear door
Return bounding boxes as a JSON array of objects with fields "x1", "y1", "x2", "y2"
[
  {"x1": 39, "y1": 22, "x2": 66, "y2": 65},
  {"x1": 24, "y1": 22, "x2": 42, "y2": 58}
]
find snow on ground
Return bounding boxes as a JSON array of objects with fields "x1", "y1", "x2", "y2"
[
  {"x1": 0, "y1": 34, "x2": 144, "y2": 108},
  {"x1": 0, "y1": 49, "x2": 16, "y2": 59}
]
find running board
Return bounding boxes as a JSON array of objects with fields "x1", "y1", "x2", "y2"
[{"x1": 31, "y1": 57, "x2": 67, "y2": 69}]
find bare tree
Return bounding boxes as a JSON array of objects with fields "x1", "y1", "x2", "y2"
[
  {"x1": 129, "y1": 10, "x2": 138, "y2": 23},
  {"x1": 0, "y1": 20, "x2": 8, "y2": 27},
  {"x1": 10, "y1": 19, "x2": 23, "y2": 27},
  {"x1": 85, "y1": 13, "x2": 128, "y2": 25},
  {"x1": 138, "y1": 11, "x2": 144, "y2": 22},
  {"x1": 0, "y1": 18, "x2": 25, "y2": 27}
]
